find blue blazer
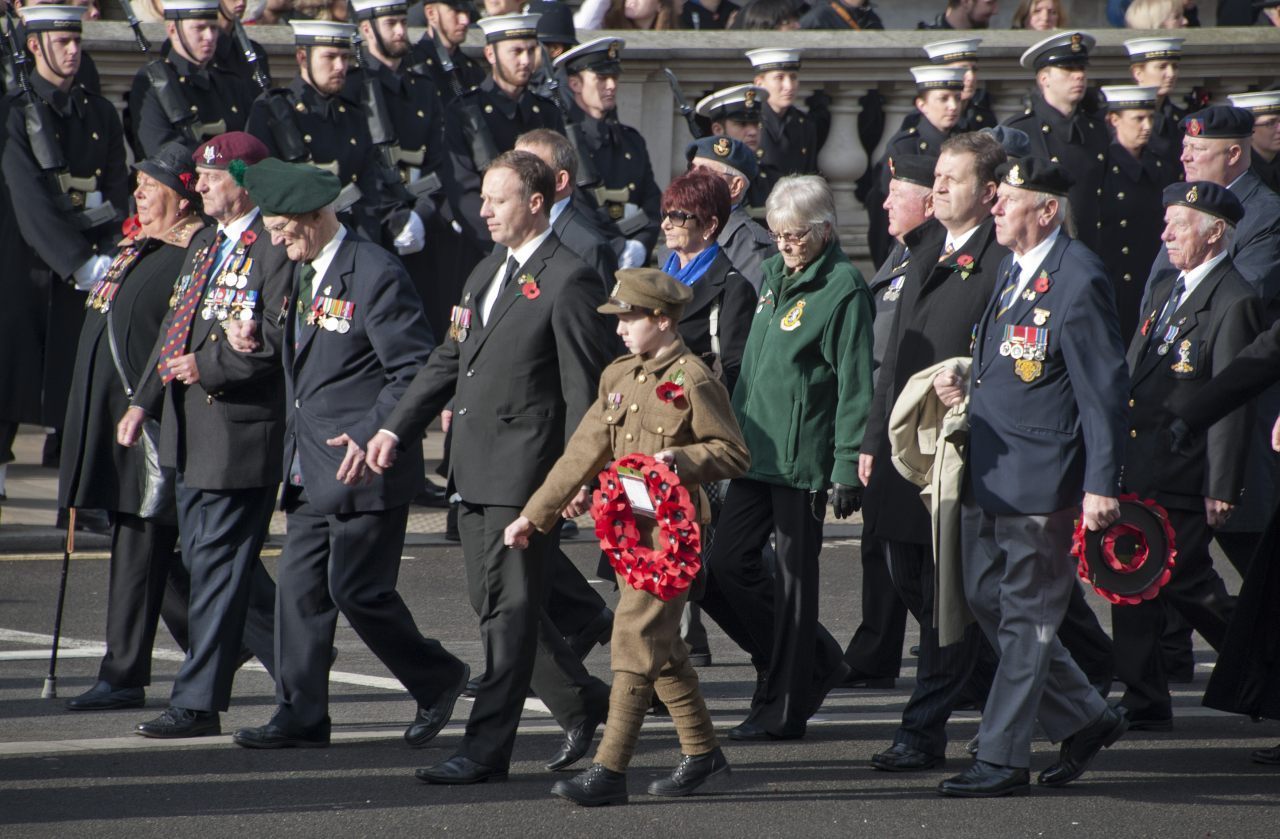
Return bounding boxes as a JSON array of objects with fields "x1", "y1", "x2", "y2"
[
  {"x1": 967, "y1": 233, "x2": 1129, "y2": 516},
  {"x1": 282, "y1": 230, "x2": 435, "y2": 515}
]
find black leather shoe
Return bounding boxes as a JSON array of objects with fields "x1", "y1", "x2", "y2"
[
  {"x1": 66, "y1": 681, "x2": 144, "y2": 711},
  {"x1": 414, "y1": 482, "x2": 450, "y2": 508},
  {"x1": 234, "y1": 716, "x2": 331, "y2": 749},
  {"x1": 416, "y1": 754, "x2": 508, "y2": 785},
  {"x1": 136, "y1": 706, "x2": 220, "y2": 738},
  {"x1": 565, "y1": 608, "x2": 613, "y2": 660},
  {"x1": 461, "y1": 677, "x2": 481, "y2": 698},
  {"x1": 546, "y1": 710, "x2": 604, "y2": 771},
  {"x1": 648, "y1": 747, "x2": 731, "y2": 797},
  {"x1": 938, "y1": 761, "x2": 1030, "y2": 798},
  {"x1": 1250, "y1": 744, "x2": 1280, "y2": 765},
  {"x1": 1118, "y1": 704, "x2": 1173, "y2": 732},
  {"x1": 837, "y1": 669, "x2": 896, "y2": 690},
  {"x1": 728, "y1": 720, "x2": 804, "y2": 741},
  {"x1": 406, "y1": 663, "x2": 470, "y2": 747},
  {"x1": 551, "y1": 763, "x2": 627, "y2": 806},
  {"x1": 871, "y1": 743, "x2": 946, "y2": 772},
  {"x1": 1038, "y1": 705, "x2": 1129, "y2": 787}
]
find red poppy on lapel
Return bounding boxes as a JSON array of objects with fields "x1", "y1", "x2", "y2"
[
  {"x1": 1034, "y1": 272, "x2": 1052, "y2": 294},
  {"x1": 121, "y1": 215, "x2": 142, "y2": 239},
  {"x1": 656, "y1": 382, "x2": 684, "y2": 403},
  {"x1": 240, "y1": 230, "x2": 257, "y2": 246}
]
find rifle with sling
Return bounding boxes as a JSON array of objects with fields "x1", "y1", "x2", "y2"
[
  {"x1": 663, "y1": 67, "x2": 703, "y2": 140},
  {"x1": 429, "y1": 27, "x2": 498, "y2": 171},
  {"x1": 537, "y1": 41, "x2": 601, "y2": 190},
  {"x1": 120, "y1": 0, "x2": 203, "y2": 144}
]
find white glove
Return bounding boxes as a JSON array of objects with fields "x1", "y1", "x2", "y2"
[
  {"x1": 620, "y1": 239, "x2": 647, "y2": 269},
  {"x1": 393, "y1": 210, "x2": 426, "y2": 255},
  {"x1": 72, "y1": 254, "x2": 113, "y2": 291}
]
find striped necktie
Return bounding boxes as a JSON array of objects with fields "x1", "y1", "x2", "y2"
[
  {"x1": 158, "y1": 231, "x2": 226, "y2": 383},
  {"x1": 995, "y1": 262, "x2": 1022, "y2": 320}
]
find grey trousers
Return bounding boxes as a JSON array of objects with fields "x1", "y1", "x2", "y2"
[{"x1": 960, "y1": 499, "x2": 1108, "y2": 769}]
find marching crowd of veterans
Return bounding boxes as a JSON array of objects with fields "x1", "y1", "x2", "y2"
[{"x1": 3, "y1": 0, "x2": 1280, "y2": 808}]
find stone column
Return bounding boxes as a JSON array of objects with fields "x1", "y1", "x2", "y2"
[{"x1": 817, "y1": 83, "x2": 867, "y2": 247}]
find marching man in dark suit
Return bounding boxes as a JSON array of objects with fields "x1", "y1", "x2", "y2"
[
  {"x1": 933, "y1": 158, "x2": 1130, "y2": 797},
  {"x1": 223, "y1": 159, "x2": 469, "y2": 749},
  {"x1": 366, "y1": 150, "x2": 614, "y2": 784},
  {"x1": 862, "y1": 133, "x2": 1010, "y2": 773},
  {"x1": 1114, "y1": 182, "x2": 1259, "y2": 733},
  {"x1": 118, "y1": 132, "x2": 285, "y2": 738}
]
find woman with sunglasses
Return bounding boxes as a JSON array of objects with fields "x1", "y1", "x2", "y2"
[
  {"x1": 659, "y1": 169, "x2": 755, "y2": 393},
  {"x1": 697, "y1": 174, "x2": 876, "y2": 741}
]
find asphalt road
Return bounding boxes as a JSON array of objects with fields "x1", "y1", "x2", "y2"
[{"x1": 0, "y1": 536, "x2": 1276, "y2": 838}]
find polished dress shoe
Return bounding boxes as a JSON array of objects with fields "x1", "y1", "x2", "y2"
[
  {"x1": 414, "y1": 482, "x2": 450, "y2": 508},
  {"x1": 728, "y1": 720, "x2": 804, "y2": 741},
  {"x1": 234, "y1": 716, "x2": 331, "y2": 749},
  {"x1": 405, "y1": 663, "x2": 470, "y2": 747},
  {"x1": 1037, "y1": 705, "x2": 1129, "y2": 787},
  {"x1": 938, "y1": 760, "x2": 1030, "y2": 798},
  {"x1": 66, "y1": 681, "x2": 144, "y2": 711},
  {"x1": 871, "y1": 743, "x2": 946, "y2": 772},
  {"x1": 551, "y1": 763, "x2": 627, "y2": 806},
  {"x1": 837, "y1": 669, "x2": 896, "y2": 690},
  {"x1": 1249, "y1": 744, "x2": 1280, "y2": 765},
  {"x1": 648, "y1": 747, "x2": 731, "y2": 797},
  {"x1": 546, "y1": 710, "x2": 604, "y2": 771},
  {"x1": 136, "y1": 706, "x2": 220, "y2": 739},
  {"x1": 1116, "y1": 703, "x2": 1173, "y2": 732},
  {"x1": 565, "y1": 608, "x2": 614, "y2": 660},
  {"x1": 416, "y1": 754, "x2": 508, "y2": 785}
]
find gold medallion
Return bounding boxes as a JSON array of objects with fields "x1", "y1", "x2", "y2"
[{"x1": 1014, "y1": 358, "x2": 1043, "y2": 383}]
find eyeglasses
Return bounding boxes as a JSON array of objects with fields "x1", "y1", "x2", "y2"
[
  {"x1": 769, "y1": 227, "x2": 815, "y2": 246},
  {"x1": 662, "y1": 210, "x2": 698, "y2": 228},
  {"x1": 263, "y1": 217, "x2": 301, "y2": 239}
]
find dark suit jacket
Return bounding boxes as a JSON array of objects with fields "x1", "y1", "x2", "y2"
[
  {"x1": 1124, "y1": 257, "x2": 1260, "y2": 511},
  {"x1": 552, "y1": 198, "x2": 618, "y2": 294},
  {"x1": 867, "y1": 237, "x2": 912, "y2": 386},
  {"x1": 285, "y1": 231, "x2": 434, "y2": 514},
  {"x1": 676, "y1": 249, "x2": 755, "y2": 394},
  {"x1": 719, "y1": 206, "x2": 777, "y2": 293},
  {"x1": 967, "y1": 232, "x2": 1129, "y2": 516},
  {"x1": 134, "y1": 215, "x2": 290, "y2": 490},
  {"x1": 383, "y1": 231, "x2": 614, "y2": 507},
  {"x1": 862, "y1": 216, "x2": 1006, "y2": 542}
]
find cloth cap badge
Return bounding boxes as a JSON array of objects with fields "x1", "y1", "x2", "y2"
[
  {"x1": 1006, "y1": 164, "x2": 1024, "y2": 186},
  {"x1": 1070, "y1": 33, "x2": 1082, "y2": 52},
  {"x1": 713, "y1": 137, "x2": 731, "y2": 157},
  {"x1": 1187, "y1": 118, "x2": 1202, "y2": 136},
  {"x1": 1185, "y1": 184, "x2": 1199, "y2": 204},
  {"x1": 203, "y1": 145, "x2": 218, "y2": 164},
  {"x1": 888, "y1": 156, "x2": 897, "y2": 177}
]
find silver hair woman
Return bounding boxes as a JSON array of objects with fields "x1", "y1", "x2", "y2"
[{"x1": 698, "y1": 172, "x2": 878, "y2": 739}]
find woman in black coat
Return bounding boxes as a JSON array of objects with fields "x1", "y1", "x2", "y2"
[
  {"x1": 58, "y1": 141, "x2": 206, "y2": 711},
  {"x1": 660, "y1": 169, "x2": 756, "y2": 394}
]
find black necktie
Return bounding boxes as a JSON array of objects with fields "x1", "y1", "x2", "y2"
[
  {"x1": 1150, "y1": 274, "x2": 1186, "y2": 345},
  {"x1": 501, "y1": 255, "x2": 519, "y2": 292},
  {"x1": 995, "y1": 263, "x2": 1022, "y2": 320}
]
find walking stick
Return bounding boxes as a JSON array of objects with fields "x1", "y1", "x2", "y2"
[{"x1": 42, "y1": 508, "x2": 75, "y2": 699}]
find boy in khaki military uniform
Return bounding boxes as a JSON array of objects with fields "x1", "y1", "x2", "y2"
[{"x1": 505, "y1": 269, "x2": 750, "y2": 807}]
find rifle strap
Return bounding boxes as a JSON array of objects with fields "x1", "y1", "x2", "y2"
[{"x1": 828, "y1": 2, "x2": 864, "y2": 30}]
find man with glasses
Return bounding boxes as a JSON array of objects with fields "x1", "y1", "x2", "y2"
[
  {"x1": 225, "y1": 159, "x2": 470, "y2": 751},
  {"x1": 117, "y1": 132, "x2": 286, "y2": 738},
  {"x1": 127, "y1": 0, "x2": 256, "y2": 158}
]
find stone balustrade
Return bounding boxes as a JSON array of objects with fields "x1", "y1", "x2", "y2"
[{"x1": 81, "y1": 23, "x2": 1280, "y2": 254}]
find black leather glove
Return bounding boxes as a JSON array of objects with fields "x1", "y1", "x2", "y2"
[
  {"x1": 1168, "y1": 417, "x2": 1196, "y2": 457},
  {"x1": 831, "y1": 483, "x2": 863, "y2": 520}
]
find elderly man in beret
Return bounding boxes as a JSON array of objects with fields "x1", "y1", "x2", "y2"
[
  {"x1": 932, "y1": 157, "x2": 1130, "y2": 797},
  {"x1": 118, "y1": 132, "x2": 287, "y2": 738},
  {"x1": 1113, "y1": 181, "x2": 1260, "y2": 734},
  {"x1": 220, "y1": 159, "x2": 469, "y2": 749}
]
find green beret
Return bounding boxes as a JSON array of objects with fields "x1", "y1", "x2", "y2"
[
  {"x1": 243, "y1": 158, "x2": 341, "y2": 215},
  {"x1": 599, "y1": 268, "x2": 694, "y2": 320}
]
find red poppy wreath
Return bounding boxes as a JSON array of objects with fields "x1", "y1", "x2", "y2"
[
  {"x1": 592, "y1": 453, "x2": 701, "y2": 600},
  {"x1": 1072, "y1": 495, "x2": 1177, "y2": 606}
]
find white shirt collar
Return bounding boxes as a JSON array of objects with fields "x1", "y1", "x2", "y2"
[
  {"x1": 1011, "y1": 226, "x2": 1062, "y2": 294},
  {"x1": 216, "y1": 207, "x2": 260, "y2": 252},
  {"x1": 1178, "y1": 248, "x2": 1229, "y2": 300},
  {"x1": 307, "y1": 224, "x2": 348, "y2": 299},
  {"x1": 506, "y1": 224, "x2": 554, "y2": 268},
  {"x1": 944, "y1": 222, "x2": 981, "y2": 256},
  {"x1": 549, "y1": 196, "x2": 571, "y2": 226}
]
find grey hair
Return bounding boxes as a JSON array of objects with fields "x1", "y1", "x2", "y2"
[
  {"x1": 765, "y1": 175, "x2": 837, "y2": 243},
  {"x1": 1193, "y1": 210, "x2": 1235, "y2": 250},
  {"x1": 1030, "y1": 190, "x2": 1077, "y2": 239}
]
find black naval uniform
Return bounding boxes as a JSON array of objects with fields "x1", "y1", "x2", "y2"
[
  {"x1": 1098, "y1": 141, "x2": 1178, "y2": 344},
  {"x1": 246, "y1": 77, "x2": 382, "y2": 242},
  {"x1": 1003, "y1": 93, "x2": 1109, "y2": 252},
  {"x1": 447, "y1": 76, "x2": 565, "y2": 249},
  {"x1": 1149, "y1": 97, "x2": 1187, "y2": 177},
  {"x1": 408, "y1": 33, "x2": 487, "y2": 102},
  {"x1": 867, "y1": 118, "x2": 950, "y2": 268},
  {"x1": 900, "y1": 89, "x2": 998, "y2": 136},
  {"x1": 212, "y1": 29, "x2": 271, "y2": 86},
  {"x1": 1252, "y1": 151, "x2": 1280, "y2": 194},
  {"x1": 128, "y1": 49, "x2": 256, "y2": 158},
  {"x1": 2, "y1": 74, "x2": 128, "y2": 430},
  {"x1": 757, "y1": 104, "x2": 821, "y2": 201},
  {"x1": 573, "y1": 103, "x2": 663, "y2": 259}
]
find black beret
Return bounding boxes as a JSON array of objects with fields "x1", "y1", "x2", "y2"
[
  {"x1": 997, "y1": 157, "x2": 1074, "y2": 196},
  {"x1": 1182, "y1": 106, "x2": 1255, "y2": 140},
  {"x1": 886, "y1": 154, "x2": 936, "y2": 188},
  {"x1": 135, "y1": 140, "x2": 199, "y2": 203},
  {"x1": 980, "y1": 125, "x2": 1032, "y2": 160},
  {"x1": 686, "y1": 136, "x2": 759, "y2": 180},
  {"x1": 1162, "y1": 181, "x2": 1245, "y2": 225},
  {"x1": 244, "y1": 159, "x2": 341, "y2": 216}
]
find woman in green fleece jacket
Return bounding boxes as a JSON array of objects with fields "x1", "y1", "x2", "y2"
[{"x1": 698, "y1": 174, "x2": 876, "y2": 740}]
